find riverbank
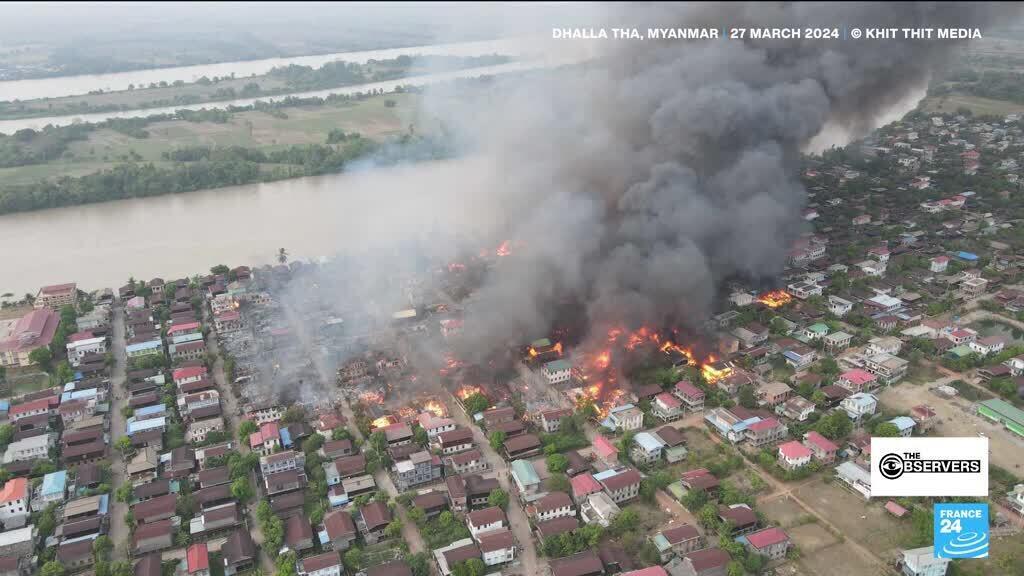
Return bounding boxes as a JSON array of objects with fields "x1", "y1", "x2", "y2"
[{"x1": 0, "y1": 54, "x2": 510, "y2": 121}]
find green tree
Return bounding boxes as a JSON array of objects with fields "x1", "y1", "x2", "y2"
[
  {"x1": 451, "y1": 558, "x2": 486, "y2": 576},
  {"x1": 37, "y1": 503, "x2": 57, "y2": 539},
  {"x1": 384, "y1": 519, "x2": 403, "y2": 538},
  {"x1": 413, "y1": 425, "x2": 429, "y2": 447},
  {"x1": 231, "y1": 477, "x2": 253, "y2": 503},
  {"x1": 738, "y1": 385, "x2": 757, "y2": 409},
  {"x1": 727, "y1": 561, "x2": 745, "y2": 576},
  {"x1": 489, "y1": 430, "x2": 506, "y2": 451},
  {"x1": 275, "y1": 551, "x2": 297, "y2": 576},
  {"x1": 41, "y1": 561, "x2": 65, "y2": 576},
  {"x1": 462, "y1": 393, "x2": 490, "y2": 415},
  {"x1": 546, "y1": 473, "x2": 570, "y2": 493},
  {"x1": 546, "y1": 453, "x2": 569, "y2": 474},
  {"x1": 238, "y1": 420, "x2": 258, "y2": 438},
  {"x1": 407, "y1": 552, "x2": 430, "y2": 576},
  {"x1": 29, "y1": 347, "x2": 52, "y2": 371},
  {"x1": 343, "y1": 548, "x2": 364, "y2": 571},
  {"x1": 814, "y1": 411, "x2": 852, "y2": 440},
  {"x1": 0, "y1": 424, "x2": 13, "y2": 449},
  {"x1": 115, "y1": 483, "x2": 133, "y2": 504},
  {"x1": 874, "y1": 422, "x2": 901, "y2": 437},
  {"x1": 331, "y1": 427, "x2": 351, "y2": 441},
  {"x1": 93, "y1": 535, "x2": 113, "y2": 560},
  {"x1": 115, "y1": 436, "x2": 133, "y2": 457},
  {"x1": 488, "y1": 488, "x2": 509, "y2": 509}
]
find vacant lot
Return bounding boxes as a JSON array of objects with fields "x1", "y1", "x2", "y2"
[
  {"x1": 879, "y1": 383, "x2": 1024, "y2": 473},
  {"x1": 788, "y1": 522, "x2": 838, "y2": 554},
  {"x1": 760, "y1": 495, "x2": 811, "y2": 529},
  {"x1": 793, "y1": 481, "x2": 913, "y2": 556},
  {"x1": 798, "y1": 542, "x2": 891, "y2": 576},
  {"x1": 922, "y1": 93, "x2": 1024, "y2": 116}
]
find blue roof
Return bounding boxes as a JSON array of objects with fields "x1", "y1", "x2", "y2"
[
  {"x1": 0, "y1": 400, "x2": 9, "y2": 411},
  {"x1": 41, "y1": 470, "x2": 68, "y2": 496},
  {"x1": 60, "y1": 388, "x2": 98, "y2": 403},
  {"x1": 889, "y1": 416, "x2": 916, "y2": 431},
  {"x1": 783, "y1": 350, "x2": 806, "y2": 362},
  {"x1": 956, "y1": 251, "x2": 978, "y2": 261},
  {"x1": 592, "y1": 469, "x2": 619, "y2": 482},
  {"x1": 733, "y1": 417, "x2": 762, "y2": 434},
  {"x1": 127, "y1": 416, "x2": 166, "y2": 435},
  {"x1": 610, "y1": 404, "x2": 637, "y2": 414},
  {"x1": 134, "y1": 404, "x2": 167, "y2": 418},
  {"x1": 634, "y1": 432, "x2": 665, "y2": 452},
  {"x1": 280, "y1": 427, "x2": 293, "y2": 448},
  {"x1": 125, "y1": 340, "x2": 162, "y2": 353}
]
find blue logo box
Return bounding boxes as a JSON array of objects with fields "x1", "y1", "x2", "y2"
[{"x1": 934, "y1": 503, "x2": 989, "y2": 559}]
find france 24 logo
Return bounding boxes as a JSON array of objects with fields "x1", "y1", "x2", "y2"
[{"x1": 934, "y1": 503, "x2": 989, "y2": 559}]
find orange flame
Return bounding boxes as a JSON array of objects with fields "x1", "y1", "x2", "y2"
[
  {"x1": 371, "y1": 416, "x2": 393, "y2": 430},
  {"x1": 701, "y1": 362, "x2": 733, "y2": 384},
  {"x1": 594, "y1": 351, "x2": 611, "y2": 370},
  {"x1": 496, "y1": 241, "x2": 511, "y2": 257},
  {"x1": 423, "y1": 400, "x2": 446, "y2": 418},
  {"x1": 456, "y1": 385, "x2": 483, "y2": 400},
  {"x1": 757, "y1": 289, "x2": 792, "y2": 308}
]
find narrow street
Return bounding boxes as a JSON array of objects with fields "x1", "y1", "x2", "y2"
[
  {"x1": 443, "y1": 392, "x2": 539, "y2": 576},
  {"x1": 204, "y1": 311, "x2": 276, "y2": 575},
  {"x1": 108, "y1": 298, "x2": 130, "y2": 559},
  {"x1": 336, "y1": 399, "x2": 427, "y2": 555}
]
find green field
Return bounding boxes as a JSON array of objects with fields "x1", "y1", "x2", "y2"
[
  {"x1": 922, "y1": 93, "x2": 1024, "y2": 117},
  {"x1": 0, "y1": 91, "x2": 425, "y2": 186}
]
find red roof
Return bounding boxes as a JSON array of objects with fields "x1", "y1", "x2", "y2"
[
  {"x1": 10, "y1": 398, "x2": 52, "y2": 416},
  {"x1": 0, "y1": 478, "x2": 28, "y2": 504},
  {"x1": 168, "y1": 321, "x2": 201, "y2": 335},
  {"x1": 840, "y1": 369, "x2": 876, "y2": 386},
  {"x1": 40, "y1": 283, "x2": 76, "y2": 296},
  {"x1": 661, "y1": 524, "x2": 699, "y2": 544},
  {"x1": 249, "y1": 422, "x2": 281, "y2": 448},
  {"x1": 323, "y1": 510, "x2": 356, "y2": 539},
  {"x1": 885, "y1": 500, "x2": 908, "y2": 517},
  {"x1": 779, "y1": 441, "x2": 812, "y2": 460},
  {"x1": 600, "y1": 468, "x2": 642, "y2": 491},
  {"x1": 674, "y1": 380, "x2": 704, "y2": 399},
  {"x1": 0, "y1": 308, "x2": 59, "y2": 354},
  {"x1": 747, "y1": 418, "x2": 781, "y2": 432},
  {"x1": 592, "y1": 434, "x2": 617, "y2": 459},
  {"x1": 746, "y1": 527, "x2": 789, "y2": 550},
  {"x1": 933, "y1": 256, "x2": 950, "y2": 263},
  {"x1": 570, "y1": 473, "x2": 602, "y2": 499},
  {"x1": 803, "y1": 431, "x2": 838, "y2": 453},
  {"x1": 655, "y1": 392, "x2": 681, "y2": 409},
  {"x1": 186, "y1": 543, "x2": 209, "y2": 573},
  {"x1": 173, "y1": 366, "x2": 207, "y2": 381},
  {"x1": 911, "y1": 405, "x2": 936, "y2": 419},
  {"x1": 621, "y1": 569, "x2": 667, "y2": 576},
  {"x1": 68, "y1": 331, "x2": 96, "y2": 342}
]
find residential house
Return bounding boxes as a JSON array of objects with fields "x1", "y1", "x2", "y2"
[
  {"x1": 910, "y1": 405, "x2": 937, "y2": 432},
  {"x1": 411, "y1": 492, "x2": 448, "y2": 519},
  {"x1": 286, "y1": 514, "x2": 315, "y2": 553},
  {"x1": 824, "y1": 331, "x2": 853, "y2": 353},
  {"x1": 680, "y1": 469, "x2": 719, "y2": 496},
  {"x1": 447, "y1": 449, "x2": 488, "y2": 475},
  {"x1": 132, "y1": 493, "x2": 176, "y2": 524},
  {"x1": 605, "y1": 404, "x2": 644, "y2": 432},
  {"x1": 802, "y1": 432, "x2": 838, "y2": 464},
  {"x1": 598, "y1": 468, "x2": 642, "y2": 504},
  {"x1": 672, "y1": 381, "x2": 705, "y2": 412},
  {"x1": 186, "y1": 543, "x2": 211, "y2": 576},
  {"x1": 827, "y1": 296, "x2": 853, "y2": 317},
  {"x1": 756, "y1": 382, "x2": 792, "y2": 407},
  {"x1": 435, "y1": 539, "x2": 482, "y2": 576},
  {"x1": 35, "y1": 283, "x2": 77, "y2": 309},
  {"x1": 841, "y1": 393, "x2": 878, "y2": 421},
  {"x1": 570, "y1": 473, "x2": 603, "y2": 505},
  {"x1": 718, "y1": 504, "x2": 758, "y2": 536},
  {"x1": 669, "y1": 548, "x2": 731, "y2": 576},
  {"x1": 0, "y1": 478, "x2": 29, "y2": 528},
  {"x1": 592, "y1": 434, "x2": 618, "y2": 466},
  {"x1": 783, "y1": 346, "x2": 816, "y2": 370},
  {"x1": 393, "y1": 451, "x2": 443, "y2": 491},
  {"x1": 777, "y1": 441, "x2": 813, "y2": 470},
  {"x1": 744, "y1": 418, "x2": 787, "y2": 447},
  {"x1": 261, "y1": 450, "x2": 306, "y2": 476},
  {"x1": 478, "y1": 529, "x2": 516, "y2": 568},
  {"x1": 543, "y1": 360, "x2": 572, "y2": 385},
  {"x1": 778, "y1": 396, "x2": 815, "y2": 422},
  {"x1": 298, "y1": 552, "x2": 342, "y2": 576},
  {"x1": 539, "y1": 408, "x2": 573, "y2": 433},
  {"x1": 579, "y1": 492, "x2": 621, "y2": 527},
  {"x1": 732, "y1": 323, "x2": 769, "y2": 348},
  {"x1": 502, "y1": 434, "x2": 541, "y2": 460},
  {"x1": 248, "y1": 422, "x2": 281, "y2": 456},
  {"x1": 357, "y1": 501, "x2": 392, "y2": 545},
  {"x1": 510, "y1": 459, "x2": 542, "y2": 499},
  {"x1": 739, "y1": 527, "x2": 790, "y2": 560},
  {"x1": 133, "y1": 518, "x2": 175, "y2": 554},
  {"x1": 835, "y1": 461, "x2": 872, "y2": 499},
  {"x1": 532, "y1": 492, "x2": 574, "y2": 523},
  {"x1": 467, "y1": 506, "x2": 507, "y2": 539},
  {"x1": 436, "y1": 428, "x2": 474, "y2": 455},
  {"x1": 58, "y1": 539, "x2": 94, "y2": 571},
  {"x1": 864, "y1": 353, "x2": 909, "y2": 384},
  {"x1": 868, "y1": 336, "x2": 903, "y2": 356},
  {"x1": 651, "y1": 524, "x2": 703, "y2": 562},
  {"x1": 0, "y1": 309, "x2": 60, "y2": 367},
  {"x1": 970, "y1": 336, "x2": 1007, "y2": 357},
  {"x1": 222, "y1": 530, "x2": 257, "y2": 576},
  {"x1": 837, "y1": 369, "x2": 878, "y2": 393},
  {"x1": 630, "y1": 432, "x2": 665, "y2": 465},
  {"x1": 901, "y1": 546, "x2": 951, "y2": 576},
  {"x1": 888, "y1": 416, "x2": 916, "y2": 437},
  {"x1": 321, "y1": 510, "x2": 357, "y2": 551},
  {"x1": 319, "y1": 439, "x2": 354, "y2": 461},
  {"x1": 265, "y1": 469, "x2": 307, "y2": 496},
  {"x1": 652, "y1": 393, "x2": 683, "y2": 421}
]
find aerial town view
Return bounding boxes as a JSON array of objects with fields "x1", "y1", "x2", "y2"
[{"x1": 0, "y1": 3, "x2": 1023, "y2": 576}]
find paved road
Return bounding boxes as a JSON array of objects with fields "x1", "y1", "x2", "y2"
[
  {"x1": 336, "y1": 399, "x2": 427, "y2": 555},
  {"x1": 443, "y1": 392, "x2": 539, "y2": 576},
  {"x1": 108, "y1": 298, "x2": 130, "y2": 560},
  {"x1": 205, "y1": 311, "x2": 276, "y2": 575}
]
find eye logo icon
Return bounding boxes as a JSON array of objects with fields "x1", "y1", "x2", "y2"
[{"x1": 879, "y1": 453, "x2": 904, "y2": 480}]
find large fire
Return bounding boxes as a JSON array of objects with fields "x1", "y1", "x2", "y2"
[
  {"x1": 423, "y1": 400, "x2": 447, "y2": 418},
  {"x1": 593, "y1": 351, "x2": 611, "y2": 370},
  {"x1": 359, "y1": 391, "x2": 385, "y2": 405},
  {"x1": 528, "y1": 341, "x2": 563, "y2": 358},
  {"x1": 496, "y1": 241, "x2": 511, "y2": 257},
  {"x1": 455, "y1": 385, "x2": 483, "y2": 400},
  {"x1": 757, "y1": 289, "x2": 792, "y2": 308},
  {"x1": 701, "y1": 361, "x2": 733, "y2": 383},
  {"x1": 439, "y1": 354, "x2": 466, "y2": 377},
  {"x1": 371, "y1": 416, "x2": 395, "y2": 430}
]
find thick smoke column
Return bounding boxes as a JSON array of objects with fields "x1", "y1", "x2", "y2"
[{"x1": 432, "y1": 2, "x2": 1020, "y2": 360}]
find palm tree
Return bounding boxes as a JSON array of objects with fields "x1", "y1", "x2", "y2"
[{"x1": 277, "y1": 248, "x2": 288, "y2": 265}]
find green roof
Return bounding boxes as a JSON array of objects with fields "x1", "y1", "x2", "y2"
[
  {"x1": 531, "y1": 338, "x2": 551, "y2": 348},
  {"x1": 510, "y1": 459, "x2": 540, "y2": 486},
  {"x1": 979, "y1": 399, "x2": 1024, "y2": 427},
  {"x1": 948, "y1": 345, "x2": 974, "y2": 358},
  {"x1": 807, "y1": 323, "x2": 829, "y2": 334},
  {"x1": 545, "y1": 359, "x2": 572, "y2": 372}
]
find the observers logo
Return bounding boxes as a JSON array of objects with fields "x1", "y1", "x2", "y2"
[{"x1": 871, "y1": 438, "x2": 987, "y2": 497}]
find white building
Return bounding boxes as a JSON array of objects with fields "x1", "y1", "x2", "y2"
[
  {"x1": 542, "y1": 360, "x2": 572, "y2": 385},
  {"x1": 0, "y1": 478, "x2": 30, "y2": 528},
  {"x1": 828, "y1": 296, "x2": 853, "y2": 317},
  {"x1": 867, "y1": 336, "x2": 902, "y2": 356},
  {"x1": 901, "y1": 546, "x2": 951, "y2": 576},
  {"x1": 841, "y1": 393, "x2": 878, "y2": 421},
  {"x1": 66, "y1": 337, "x2": 107, "y2": 367}
]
